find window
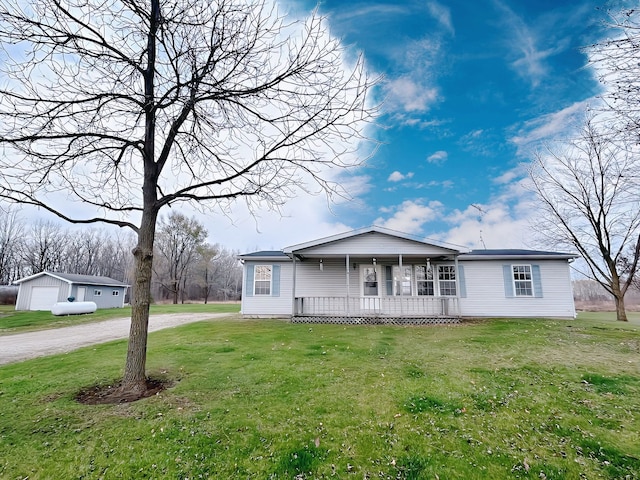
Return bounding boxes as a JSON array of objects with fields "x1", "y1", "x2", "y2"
[
  {"x1": 416, "y1": 265, "x2": 434, "y2": 296},
  {"x1": 112, "y1": 290, "x2": 120, "y2": 296},
  {"x1": 362, "y1": 266, "x2": 378, "y2": 296},
  {"x1": 94, "y1": 289, "x2": 102, "y2": 296},
  {"x1": 254, "y1": 265, "x2": 272, "y2": 295},
  {"x1": 393, "y1": 266, "x2": 412, "y2": 296},
  {"x1": 438, "y1": 265, "x2": 457, "y2": 296},
  {"x1": 513, "y1": 265, "x2": 533, "y2": 296}
]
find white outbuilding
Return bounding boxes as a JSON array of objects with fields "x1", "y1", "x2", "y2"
[{"x1": 14, "y1": 272, "x2": 129, "y2": 311}]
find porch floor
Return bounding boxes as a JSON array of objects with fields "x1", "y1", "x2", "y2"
[{"x1": 291, "y1": 315, "x2": 460, "y2": 325}]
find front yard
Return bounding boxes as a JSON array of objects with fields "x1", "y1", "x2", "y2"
[{"x1": 0, "y1": 314, "x2": 638, "y2": 478}]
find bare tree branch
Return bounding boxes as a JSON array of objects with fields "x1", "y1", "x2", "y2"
[
  {"x1": 0, "y1": 0, "x2": 377, "y2": 394},
  {"x1": 529, "y1": 115, "x2": 640, "y2": 321}
]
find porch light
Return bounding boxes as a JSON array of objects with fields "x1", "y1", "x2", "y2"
[
  {"x1": 319, "y1": 259, "x2": 323, "y2": 271},
  {"x1": 373, "y1": 258, "x2": 377, "y2": 266}
]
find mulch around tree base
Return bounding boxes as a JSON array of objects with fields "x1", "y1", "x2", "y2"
[{"x1": 75, "y1": 377, "x2": 171, "y2": 405}]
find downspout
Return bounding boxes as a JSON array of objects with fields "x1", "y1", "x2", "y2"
[{"x1": 345, "y1": 254, "x2": 350, "y2": 317}]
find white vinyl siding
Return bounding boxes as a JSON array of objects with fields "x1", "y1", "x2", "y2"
[
  {"x1": 241, "y1": 262, "x2": 290, "y2": 316},
  {"x1": 295, "y1": 258, "x2": 354, "y2": 297},
  {"x1": 459, "y1": 260, "x2": 575, "y2": 318}
]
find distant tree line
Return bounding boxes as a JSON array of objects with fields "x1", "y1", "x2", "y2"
[{"x1": 0, "y1": 208, "x2": 241, "y2": 303}]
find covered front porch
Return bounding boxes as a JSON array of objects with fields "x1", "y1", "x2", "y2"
[
  {"x1": 292, "y1": 295, "x2": 459, "y2": 324},
  {"x1": 288, "y1": 250, "x2": 463, "y2": 323}
]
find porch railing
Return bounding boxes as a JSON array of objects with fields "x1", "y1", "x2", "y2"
[{"x1": 294, "y1": 296, "x2": 459, "y2": 317}]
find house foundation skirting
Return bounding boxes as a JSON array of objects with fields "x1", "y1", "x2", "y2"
[{"x1": 291, "y1": 316, "x2": 460, "y2": 326}]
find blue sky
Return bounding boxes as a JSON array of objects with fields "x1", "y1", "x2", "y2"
[
  {"x1": 9, "y1": 0, "x2": 628, "y2": 253},
  {"x1": 219, "y1": 0, "x2": 619, "y2": 252}
]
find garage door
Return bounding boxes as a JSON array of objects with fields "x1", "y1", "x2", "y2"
[{"x1": 29, "y1": 286, "x2": 60, "y2": 311}]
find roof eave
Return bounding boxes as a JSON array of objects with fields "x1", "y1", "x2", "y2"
[
  {"x1": 460, "y1": 254, "x2": 579, "y2": 261},
  {"x1": 237, "y1": 254, "x2": 291, "y2": 261},
  {"x1": 13, "y1": 271, "x2": 71, "y2": 285}
]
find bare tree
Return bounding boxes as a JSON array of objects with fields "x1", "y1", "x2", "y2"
[
  {"x1": 529, "y1": 116, "x2": 640, "y2": 321},
  {"x1": 22, "y1": 220, "x2": 70, "y2": 276},
  {"x1": 63, "y1": 229, "x2": 104, "y2": 276},
  {"x1": 95, "y1": 231, "x2": 136, "y2": 284},
  {"x1": 195, "y1": 243, "x2": 219, "y2": 304},
  {"x1": 0, "y1": 0, "x2": 375, "y2": 395},
  {"x1": 154, "y1": 212, "x2": 207, "y2": 304},
  {"x1": 213, "y1": 247, "x2": 242, "y2": 300},
  {"x1": 589, "y1": 10, "x2": 640, "y2": 140},
  {"x1": 0, "y1": 206, "x2": 24, "y2": 284}
]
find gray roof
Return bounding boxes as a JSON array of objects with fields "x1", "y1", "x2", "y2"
[
  {"x1": 52, "y1": 272, "x2": 129, "y2": 286},
  {"x1": 14, "y1": 271, "x2": 129, "y2": 287},
  {"x1": 460, "y1": 249, "x2": 579, "y2": 260},
  {"x1": 237, "y1": 250, "x2": 290, "y2": 260}
]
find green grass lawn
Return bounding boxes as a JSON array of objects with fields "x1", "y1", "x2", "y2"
[
  {"x1": 0, "y1": 315, "x2": 639, "y2": 479},
  {"x1": 0, "y1": 303, "x2": 240, "y2": 333}
]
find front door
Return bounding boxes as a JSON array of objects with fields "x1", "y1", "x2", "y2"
[
  {"x1": 77, "y1": 287, "x2": 86, "y2": 302},
  {"x1": 360, "y1": 265, "x2": 380, "y2": 311}
]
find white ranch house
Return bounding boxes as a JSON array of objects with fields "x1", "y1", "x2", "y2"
[{"x1": 238, "y1": 226, "x2": 578, "y2": 323}]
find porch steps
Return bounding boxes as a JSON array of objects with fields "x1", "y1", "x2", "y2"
[{"x1": 291, "y1": 316, "x2": 460, "y2": 326}]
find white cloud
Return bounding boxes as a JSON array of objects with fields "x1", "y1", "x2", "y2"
[
  {"x1": 383, "y1": 35, "x2": 445, "y2": 114},
  {"x1": 427, "y1": 150, "x2": 448, "y2": 164},
  {"x1": 493, "y1": 0, "x2": 564, "y2": 88},
  {"x1": 427, "y1": 1, "x2": 454, "y2": 36},
  {"x1": 387, "y1": 171, "x2": 414, "y2": 182},
  {"x1": 511, "y1": 100, "x2": 589, "y2": 155},
  {"x1": 492, "y1": 164, "x2": 529, "y2": 185},
  {"x1": 374, "y1": 200, "x2": 443, "y2": 234},
  {"x1": 397, "y1": 117, "x2": 447, "y2": 129},
  {"x1": 385, "y1": 76, "x2": 439, "y2": 113},
  {"x1": 438, "y1": 184, "x2": 536, "y2": 249},
  {"x1": 329, "y1": 4, "x2": 409, "y2": 23},
  {"x1": 433, "y1": 164, "x2": 538, "y2": 249}
]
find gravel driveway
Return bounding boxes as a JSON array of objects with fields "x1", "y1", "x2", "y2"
[{"x1": 0, "y1": 313, "x2": 234, "y2": 366}]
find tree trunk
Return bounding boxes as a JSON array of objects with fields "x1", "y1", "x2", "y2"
[
  {"x1": 611, "y1": 270, "x2": 628, "y2": 322},
  {"x1": 614, "y1": 292, "x2": 628, "y2": 322},
  {"x1": 122, "y1": 210, "x2": 158, "y2": 393}
]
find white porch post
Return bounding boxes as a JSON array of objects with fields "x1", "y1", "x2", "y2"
[
  {"x1": 399, "y1": 254, "x2": 403, "y2": 315},
  {"x1": 345, "y1": 254, "x2": 350, "y2": 317},
  {"x1": 292, "y1": 255, "x2": 297, "y2": 317},
  {"x1": 454, "y1": 255, "x2": 460, "y2": 316}
]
